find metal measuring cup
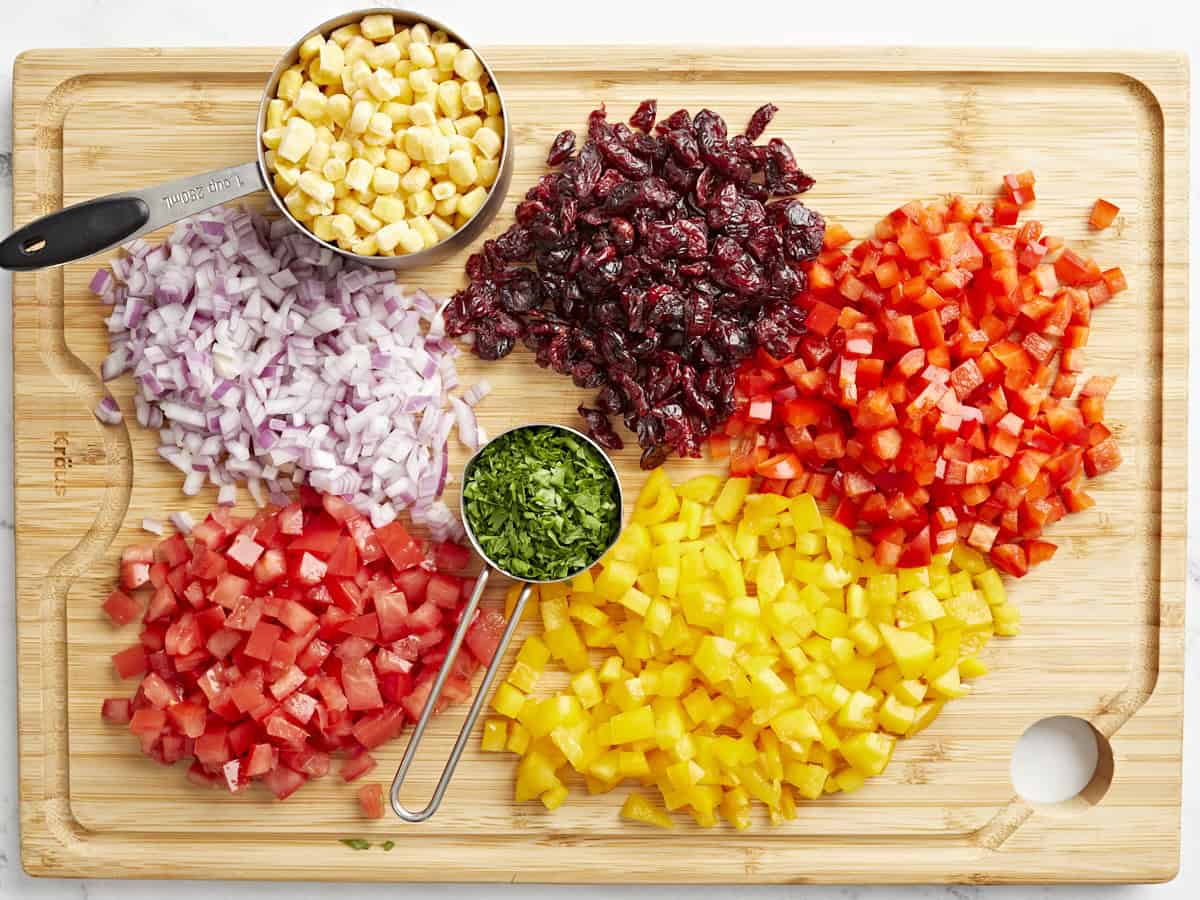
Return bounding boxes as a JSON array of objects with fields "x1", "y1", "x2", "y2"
[
  {"x1": 0, "y1": 7, "x2": 512, "y2": 272},
  {"x1": 389, "y1": 423, "x2": 624, "y2": 822}
]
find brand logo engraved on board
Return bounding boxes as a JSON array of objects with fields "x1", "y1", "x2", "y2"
[{"x1": 52, "y1": 431, "x2": 72, "y2": 496}]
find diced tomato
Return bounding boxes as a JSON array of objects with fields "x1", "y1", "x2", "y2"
[
  {"x1": 358, "y1": 782, "x2": 385, "y2": 819},
  {"x1": 112, "y1": 644, "x2": 148, "y2": 679},
  {"x1": 465, "y1": 609, "x2": 507, "y2": 665},
  {"x1": 102, "y1": 590, "x2": 141, "y2": 626},
  {"x1": 375, "y1": 521, "x2": 425, "y2": 571},
  {"x1": 340, "y1": 750, "x2": 377, "y2": 783},
  {"x1": 426, "y1": 574, "x2": 464, "y2": 610},
  {"x1": 262, "y1": 766, "x2": 308, "y2": 800}
]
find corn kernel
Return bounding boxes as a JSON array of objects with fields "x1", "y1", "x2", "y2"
[
  {"x1": 351, "y1": 206, "x2": 382, "y2": 234},
  {"x1": 410, "y1": 215, "x2": 438, "y2": 248},
  {"x1": 344, "y1": 157, "x2": 374, "y2": 193},
  {"x1": 374, "y1": 221, "x2": 411, "y2": 253},
  {"x1": 381, "y1": 101, "x2": 410, "y2": 125},
  {"x1": 454, "y1": 48, "x2": 485, "y2": 81},
  {"x1": 436, "y1": 80, "x2": 462, "y2": 118},
  {"x1": 372, "y1": 193, "x2": 407, "y2": 224},
  {"x1": 436, "y1": 117, "x2": 457, "y2": 138},
  {"x1": 315, "y1": 40, "x2": 345, "y2": 83},
  {"x1": 483, "y1": 115, "x2": 504, "y2": 137},
  {"x1": 409, "y1": 100, "x2": 436, "y2": 127},
  {"x1": 422, "y1": 132, "x2": 451, "y2": 164},
  {"x1": 403, "y1": 125, "x2": 430, "y2": 160},
  {"x1": 458, "y1": 185, "x2": 488, "y2": 218},
  {"x1": 431, "y1": 180, "x2": 457, "y2": 202},
  {"x1": 366, "y1": 69, "x2": 401, "y2": 102},
  {"x1": 409, "y1": 42, "x2": 436, "y2": 68},
  {"x1": 454, "y1": 113, "x2": 482, "y2": 137},
  {"x1": 484, "y1": 91, "x2": 501, "y2": 116},
  {"x1": 434, "y1": 196, "x2": 459, "y2": 219},
  {"x1": 396, "y1": 226, "x2": 425, "y2": 254},
  {"x1": 409, "y1": 22, "x2": 431, "y2": 44},
  {"x1": 383, "y1": 148, "x2": 412, "y2": 174},
  {"x1": 298, "y1": 34, "x2": 324, "y2": 62},
  {"x1": 321, "y1": 157, "x2": 347, "y2": 183},
  {"x1": 472, "y1": 125, "x2": 500, "y2": 159},
  {"x1": 460, "y1": 80, "x2": 485, "y2": 113},
  {"x1": 344, "y1": 99, "x2": 374, "y2": 135},
  {"x1": 366, "y1": 112, "x2": 393, "y2": 141},
  {"x1": 297, "y1": 171, "x2": 335, "y2": 205},
  {"x1": 261, "y1": 127, "x2": 283, "y2": 150},
  {"x1": 399, "y1": 166, "x2": 431, "y2": 193},
  {"x1": 433, "y1": 41, "x2": 459, "y2": 70},
  {"x1": 371, "y1": 166, "x2": 401, "y2": 195},
  {"x1": 408, "y1": 67, "x2": 435, "y2": 96},
  {"x1": 367, "y1": 41, "x2": 401, "y2": 70},
  {"x1": 266, "y1": 98, "x2": 287, "y2": 131},
  {"x1": 277, "y1": 68, "x2": 303, "y2": 102},
  {"x1": 359, "y1": 13, "x2": 395, "y2": 41},
  {"x1": 329, "y1": 214, "x2": 356, "y2": 241},
  {"x1": 475, "y1": 157, "x2": 500, "y2": 187}
]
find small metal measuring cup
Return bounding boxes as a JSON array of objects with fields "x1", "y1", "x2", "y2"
[
  {"x1": 389, "y1": 423, "x2": 623, "y2": 822},
  {"x1": 0, "y1": 7, "x2": 512, "y2": 272}
]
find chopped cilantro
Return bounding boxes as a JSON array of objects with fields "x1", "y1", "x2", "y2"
[
  {"x1": 463, "y1": 426, "x2": 620, "y2": 581},
  {"x1": 340, "y1": 838, "x2": 371, "y2": 850}
]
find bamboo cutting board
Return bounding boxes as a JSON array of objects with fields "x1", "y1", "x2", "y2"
[{"x1": 12, "y1": 46, "x2": 1188, "y2": 884}]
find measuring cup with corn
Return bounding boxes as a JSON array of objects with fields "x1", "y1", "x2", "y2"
[
  {"x1": 389, "y1": 424, "x2": 624, "y2": 822},
  {"x1": 0, "y1": 8, "x2": 512, "y2": 271}
]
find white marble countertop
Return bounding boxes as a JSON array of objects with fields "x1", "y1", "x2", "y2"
[{"x1": 0, "y1": 0, "x2": 1195, "y2": 896}]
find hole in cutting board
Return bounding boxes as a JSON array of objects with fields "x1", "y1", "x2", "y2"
[{"x1": 1010, "y1": 716, "x2": 1114, "y2": 811}]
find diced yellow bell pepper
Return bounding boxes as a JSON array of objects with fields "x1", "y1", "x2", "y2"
[
  {"x1": 896, "y1": 588, "x2": 945, "y2": 626},
  {"x1": 677, "y1": 473, "x2": 723, "y2": 502},
  {"x1": 491, "y1": 682, "x2": 527, "y2": 718},
  {"x1": 693, "y1": 635, "x2": 737, "y2": 684},
  {"x1": 620, "y1": 791, "x2": 675, "y2": 829},
  {"x1": 505, "y1": 583, "x2": 537, "y2": 622},
  {"x1": 481, "y1": 717, "x2": 508, "y2": 751},
  {"x1": 594, "y1": 559, "x2": 639, "y2": 601},
  {"x1": 943, "y1": 590, "x2": 993, "y2": 631},
  {"x1": 610, "y1": 706, "x2": 656, "y2": 744},
  {"x1": 959, "y1": 656, "x2": 988, "y2": 679},
  {"x1": 893, "y1": 678, "x2": 927, "y2": 706},
  {"x1": 878, "y1": 623, "x2": 936, "y2": 679},
  {"x1": 907, "y1": 699, "x2": 946, "y2": 736},
  {"x1": 570, "y1": 568, "x2": 595, "y2": 593},
  {"x1": 789, "y1": 492, "x2": 822, "y2": 532},
  {"x1": 713, "y1": 477, "x2": 752, "y2": 522},
  {"x1": 541, "y1": 783, "x2": 569, "y2": 810},
  {"x1": 507, "y1": 660, "x2": 541, "y2": 693},
  {"x1": 544, "y1": 622, "x2": 589, "y2": 672},
  {"x1": 877, "y1": 695, "x2": 916, "y2": 734},
  {"x1": 571, "y1": 668, "x2": 604, "y2": 709},
  {"x1": 839, "y1": 731, "x2": 895, "y2": 776}
]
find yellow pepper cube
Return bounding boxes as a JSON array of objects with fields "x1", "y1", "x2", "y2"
[
  {"x1": 836, "y1": 690, "x2": 878, "y2": 731},
  {"x1": 598, "y1": 656, "x2": 625, "y2": 683},
  {"x1": 771, "y1": 707, "x2": 821, "y2": 743},
  {"x1": 610, "y1": 706, "x2": 655, "y2": 744},
  {"x1": 993, "y1": 603, "x2": 1021, "y2": 636},
  {"x1": 713, "y1": 478, "x2": 752, "y2": 522},
  {"x1": 815, "y1": 606, "x2": 849, "y2": 640},
  {"x1": 570, "y1": 568, "x2": 595, "y2": 593},
  {"x1": 594, "y1": 559, "x2": 639, "y2": 601},
  {"x1": 515, "y1": 750, "x2": 560, "y2": 801},
  {"x1": 515, "y1": 634, "x2": 549, "y2": 671},
  {"x1": 620, "y1": 791, "x2": 675, "y2": 829},
  {"x1": 540, "y1": 783, "x2": 569, "y2": 811},
  {"x1": 840, "y1": 731, "x2": 896, "y2": 776},
  {"x1": 618, "y1": 750, "x2": 651, "y2": 778},
  {"x1": 619, "y1": 587, "x2": 652, "y2": 617},
  {"x1": 505, "y1": 721, "x2": 531, "y2": 755},
  {"x1": 975, "y1": 567, "x2": 1007, "y2": 606},
  {"x1": 506, "y1": 660, "x2": 540, "y2": 693},
  {"x1": 789, "y1": 492, "x2": 822, "y2": 532},
  {"x1": 896, "y1": 588, "x2": 946, "y2": 627},
  {"x1": 643, "y1": 598, "x2": 672, "y2": 637},
  {"x1": 571, "y1": 669, "x2": 604, "y2": 709},
  {"x1": 481, "y1": 717, "x2": 508, "y2": 751},
  {"x1": 944, "y1": 590, "x2": 994, "y2": 631},
  {"x1": 877, "y1": 695, "x2": 917, "y2": 734},
  {"x1": 544, "y1": 623, "x2": 589, "y2": 672},
  {"x1": 677, "y1": 474, "x2": 723, "y2": 502},
  {"x1": 693, "y1": 635, "x2": 737, "y2": 685},
  {"x1": 878, "y1": 623, "x2": 936, "y2": 679},
  {"x1": 491, "y1": 682, "x2": 526, "y2": 719}
]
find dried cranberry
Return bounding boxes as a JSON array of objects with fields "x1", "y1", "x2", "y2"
[
  {"x1": 451, "y1": 101, "x2": 824, "y2": 468},
  {"x1": 629, "y1": 99, "x2": 658, "y2": 132},
  {"x1": 744, "y1": 103, "x2": 778, "y2": 141},
  {"x1": 546, "y1": 129, "x2": 577, "y2": 166}
]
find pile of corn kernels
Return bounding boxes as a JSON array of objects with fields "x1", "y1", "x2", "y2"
[{"x1": 261, "y1": 13, "x2": 505, "y2": 257}]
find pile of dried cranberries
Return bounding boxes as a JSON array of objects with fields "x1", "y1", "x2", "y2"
[
  {"x1": 101, "y1": 490, "x2": 504, "y2": 799},
  {"x1": 445, "y1": 100, "x2": 825, "y2": 469}
]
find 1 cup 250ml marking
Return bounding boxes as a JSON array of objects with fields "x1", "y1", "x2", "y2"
[{"x1": 161, "y1": 172, "x2": 249, "y2": 212}]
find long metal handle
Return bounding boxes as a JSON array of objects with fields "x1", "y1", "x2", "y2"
[
  {"x1": 0, "y1": 160, "x2": 264, "y2": 271},
  {"x1": 389, "y1": 571, "x2": 533, "y2": 822}
]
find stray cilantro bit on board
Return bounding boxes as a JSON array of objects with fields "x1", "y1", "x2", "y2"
[
  {"x1": 463, "y1": 426, "x2": 620, "y2": 581},
  {"x1": 382, "y1": 840, "x2": 396, "y2": 851},
  {"x1": 340, "y1": 838, "x2": 372, "y2": 850}
]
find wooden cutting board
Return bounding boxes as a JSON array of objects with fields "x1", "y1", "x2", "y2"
[{"x1": 12, "y1": 46, "x2": 1187, "y2": 884}]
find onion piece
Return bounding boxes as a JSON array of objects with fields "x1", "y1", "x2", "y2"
[
  {"x1": 141, "y1": 517, "x2": 165, "y2": 535},
  {"x1": 94, "y1": 396, "x2": 123, "y2": 425},
  {"x1": 169, "y1": 511, "x2": 195, "y2": 534}
]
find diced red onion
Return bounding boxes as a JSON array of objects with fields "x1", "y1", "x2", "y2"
[
  {"x1": 169, "y1": 511, "x2": 195, "y2": 534},
  {"x1": 141, "y1": 517, "x2": 164, "y2": 535},
  {"x1": 462, "y1": 378, "x2": 491, "y2": 408},
  {"x1": 92, "y1": 205, "x2": 487, "y2": 523},
  {"x1": 94, "y1": 396, "x2": 122, "y2": 425}
]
